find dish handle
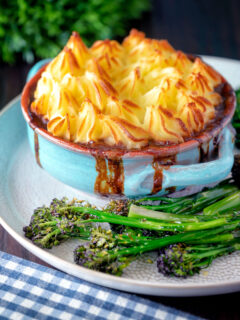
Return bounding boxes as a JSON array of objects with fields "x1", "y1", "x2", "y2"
[
  {"x1": 123, "y1": 127, "x2": 234, "y2": 196},
  {"x1": 162, "y1": 126, "x2": 234, "y2": 188}
]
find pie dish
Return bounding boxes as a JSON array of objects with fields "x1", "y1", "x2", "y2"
[
  {"x1": 21, "y1": 30, "x2": 236, "y2": 197},
  {"x1": 2, "y1": 56, "x2": 240, "y2": 295}
]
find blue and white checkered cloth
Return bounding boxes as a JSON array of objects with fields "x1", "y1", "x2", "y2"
[{"x1": 0, "y1": 251, "x2": 201, "y2": 320}]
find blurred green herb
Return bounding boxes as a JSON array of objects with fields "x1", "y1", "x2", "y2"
[
  {"x1": 0, "y1": 0, "x2": 150, "y2": 64},
  {"x1": 232, "y1": 89, "x2": 240, "y2": 147}
]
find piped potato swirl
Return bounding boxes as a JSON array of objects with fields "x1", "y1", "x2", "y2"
[{"x1": 31, "y1": 29, "x2": 223, "y2": 149}]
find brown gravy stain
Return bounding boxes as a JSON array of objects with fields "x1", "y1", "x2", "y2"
[
  {"x1": 94, "y1": 157, "x2": 124, "y2": 195},
  {"x1": 166, "y1": 186, "x2": 176, "y2": 193},
  {"x1": 34, "y1": 132, "x2": 42, "y2": 167},
  {"x1": 30, "y1": 112, "x2": 48, "y2": 130},
  {"x1": 198, "y1": 141, "x2": 210, "y2": 163},
  {"x1": 151, "y1": 156, "x2": 177, "y2": 194},
  {"x1": 212, "y1": 136, "x2": 220, "y2": 159},
  {"x1": 151, "y1": 158, "x2": 164, "y2": 194}
]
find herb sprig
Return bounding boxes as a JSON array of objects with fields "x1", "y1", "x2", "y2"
[
  {"x1": 0, "y1": 0, "x2": 150, "y2": 64},
  {"x1": 232, "y1": 89, "x2": 240, "y2": 147}
]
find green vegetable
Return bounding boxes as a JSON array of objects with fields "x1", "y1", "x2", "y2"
[
  {"x1": 23, "y1": 158, "x2": 240, "y2": 277},
  {"x1": 23, "y1": 198, "x2": 92, "y2": 248},
  {"x1": 203, "y1": 191, "x2": 240, "y2": 215},
  {"x1": 0, "y1": 0, "x2": 150, "y2": 64},
  {"x1": 24, "y1": 193, "x2": 240, "y2": 249},
  {"x1": 232, "y1": 155, "x2": 240, "y2": 188},
  {"x1": 187, "y1": 230, "x2": 240, "y2": 244},
  {"x1": 232, "y1": 89, "x2": 240, "y2": 147},
  {"x1": 157, "y1": 240, "x2": 240, "y2": 278},
  {"x1": 137, "y1": 181, "x2": 238, "y2": 215},
  {"x1": 128, "y1": 204, "x2": 235, "y2": 223},
  {"x1": 129, "y1": 204, "x2": 200, "y2": 222},
  {"x1": 74, "y1": 223, "x2": 240, "y2": 275},
  {"x1": 74, "y1": 227, "x2": 154, "y2": 275}
]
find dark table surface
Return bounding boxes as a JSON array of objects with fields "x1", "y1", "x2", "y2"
[{"x1": 1, "y1": 1, "x2": 240, "y2": 318}]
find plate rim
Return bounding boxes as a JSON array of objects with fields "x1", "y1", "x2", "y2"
[
  {"x1": 201, "y1": 55, "x2": 240, "y2": 65},
  {"x1": 1, "y1": 56, "x2": 240, "y2": 296}
]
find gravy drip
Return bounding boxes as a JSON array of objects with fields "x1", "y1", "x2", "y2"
[
  {"x1": 151, "y1": 158, "x2": 164, "y2": 194},
  {"x1": 151, "y1": 155, "x2": 177, "y2": 194},
  {"x1": 94, "y1": 157, "x2": 124, "y2": 195},
  {"x1": 34, "y1": 132, "x2": 42, "y2": 167},
  {"x1": 166, "y1": 186, "x2": 176, "y2": 193},
  {"x1": 198, "y1": 141, "x2": 210, "y2": 163}
]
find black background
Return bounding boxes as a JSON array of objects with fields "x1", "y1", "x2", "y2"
[{"x1": 139, "y1": 0, "x2": 240, "y2": 59}]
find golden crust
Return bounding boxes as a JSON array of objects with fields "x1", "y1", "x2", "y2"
[{"x1": 31, "y1": 29, "x2": 223, "y2": 149}]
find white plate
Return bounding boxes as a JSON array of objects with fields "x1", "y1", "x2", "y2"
[{"x1": 0, "y1": 56, "x2": 240, "y2": 296}]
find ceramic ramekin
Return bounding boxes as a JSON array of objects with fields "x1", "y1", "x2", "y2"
[{"x1": 21, "y1": 60, "x2": 236, "y2": 198}]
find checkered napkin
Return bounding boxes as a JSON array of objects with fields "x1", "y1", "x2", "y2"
[{"x1": 0, "y1": 251, "x2": 201, "y2": 320}]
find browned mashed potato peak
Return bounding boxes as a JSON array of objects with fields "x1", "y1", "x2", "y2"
[{"x1": 31, "y1": 29, "x2": 223, "y2": 149}]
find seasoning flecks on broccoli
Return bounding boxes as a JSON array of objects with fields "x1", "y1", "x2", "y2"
[
  {"x1": 157, "y1": 241, "x2": 240, "y2": 278},
  {"x1": 74, "y1": 223, "x2": 240, "y2": 276},
  {"x1": 23, "y1": 198, "x2": 92, "y2": 248}
]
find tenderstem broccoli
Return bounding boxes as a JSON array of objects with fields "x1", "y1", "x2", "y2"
[
  {"x1": 136, "y1": 181, "x2": 238, "y2": 215},
  {"x1": 203, "y1": 191, "x2": 240, "y2": 215},
  {"x1": 23, "y1": 185, "x2": 240, "y2": 249},
  {"x1": 61, "y1": 205, "x2": 239, "y2": 232},
  {"x1": 24, "y1": 200, "x2": 239, "y2": 249},
  {"x1": 105, "y1": 180, "x2": 238, "y2": 217},
  {"x1": 74, "y1": 222, "x2": 240, "y2": 275},
  {"x1": 157, "y1": 241, "x2": 240, "y2": 278},
  {"x1": 23, "y1": 198, "x2": 92, "y2": 248},
  {"x1": 23, "y1": 157, "x2": 240, "y2": 277}
]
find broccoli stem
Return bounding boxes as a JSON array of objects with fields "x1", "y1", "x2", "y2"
[
  {"x1": 128, "y1": 204, "x2": 233, "y2": 223},
  {"x1": 35, "y1": 229, "x2": 62, "y2": 248},
  {"x1": 82, "y1": 224, "x2": 240, "y2": 268},
  {"x1": 128, "y1": 204, "x2": 235, "y2": 223},
  {"x1": 128, "y1": 204, "x2": 200, "y2": 222},
  {"x1": 135, "y1": 195, "x2": 186, "y2": 204},
  {"x1": 180, "y1": 242, "x2": 240, "y2": 270},
  {"x1": 141, "y1": 184, "x2": 238, "y2": 215},
  {"x1": 66, "y1": 206, "x2": 234, "y2": 232},
  {"x1": 203, "y1": 191, "x2": 240, "y2": 215},
  {"x1": 38, "y1": 221, "x2": 57, "y2": 228},
  {"x1": 187, "y1": 230, "x2": 240, "y2": 244}
]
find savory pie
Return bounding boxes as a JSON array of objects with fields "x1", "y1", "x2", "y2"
[{"x1": 31, "y1": 29, "x2": 223, "y2": 149}]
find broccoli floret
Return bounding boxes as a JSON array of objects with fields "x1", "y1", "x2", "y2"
[
  {"x1": 74, "y1": 227, "x2": 132, "y2": 275},
  {"x1": 23, "y1": 198, "x2": 92, "y2": 248},
  {"x1": 157, "y1": 242, "x2": 240, "y2": 278}
]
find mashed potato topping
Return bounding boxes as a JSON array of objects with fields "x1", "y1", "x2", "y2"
[{"x1": 31, "y1": 29, "x2": 223, "y2": 149}]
